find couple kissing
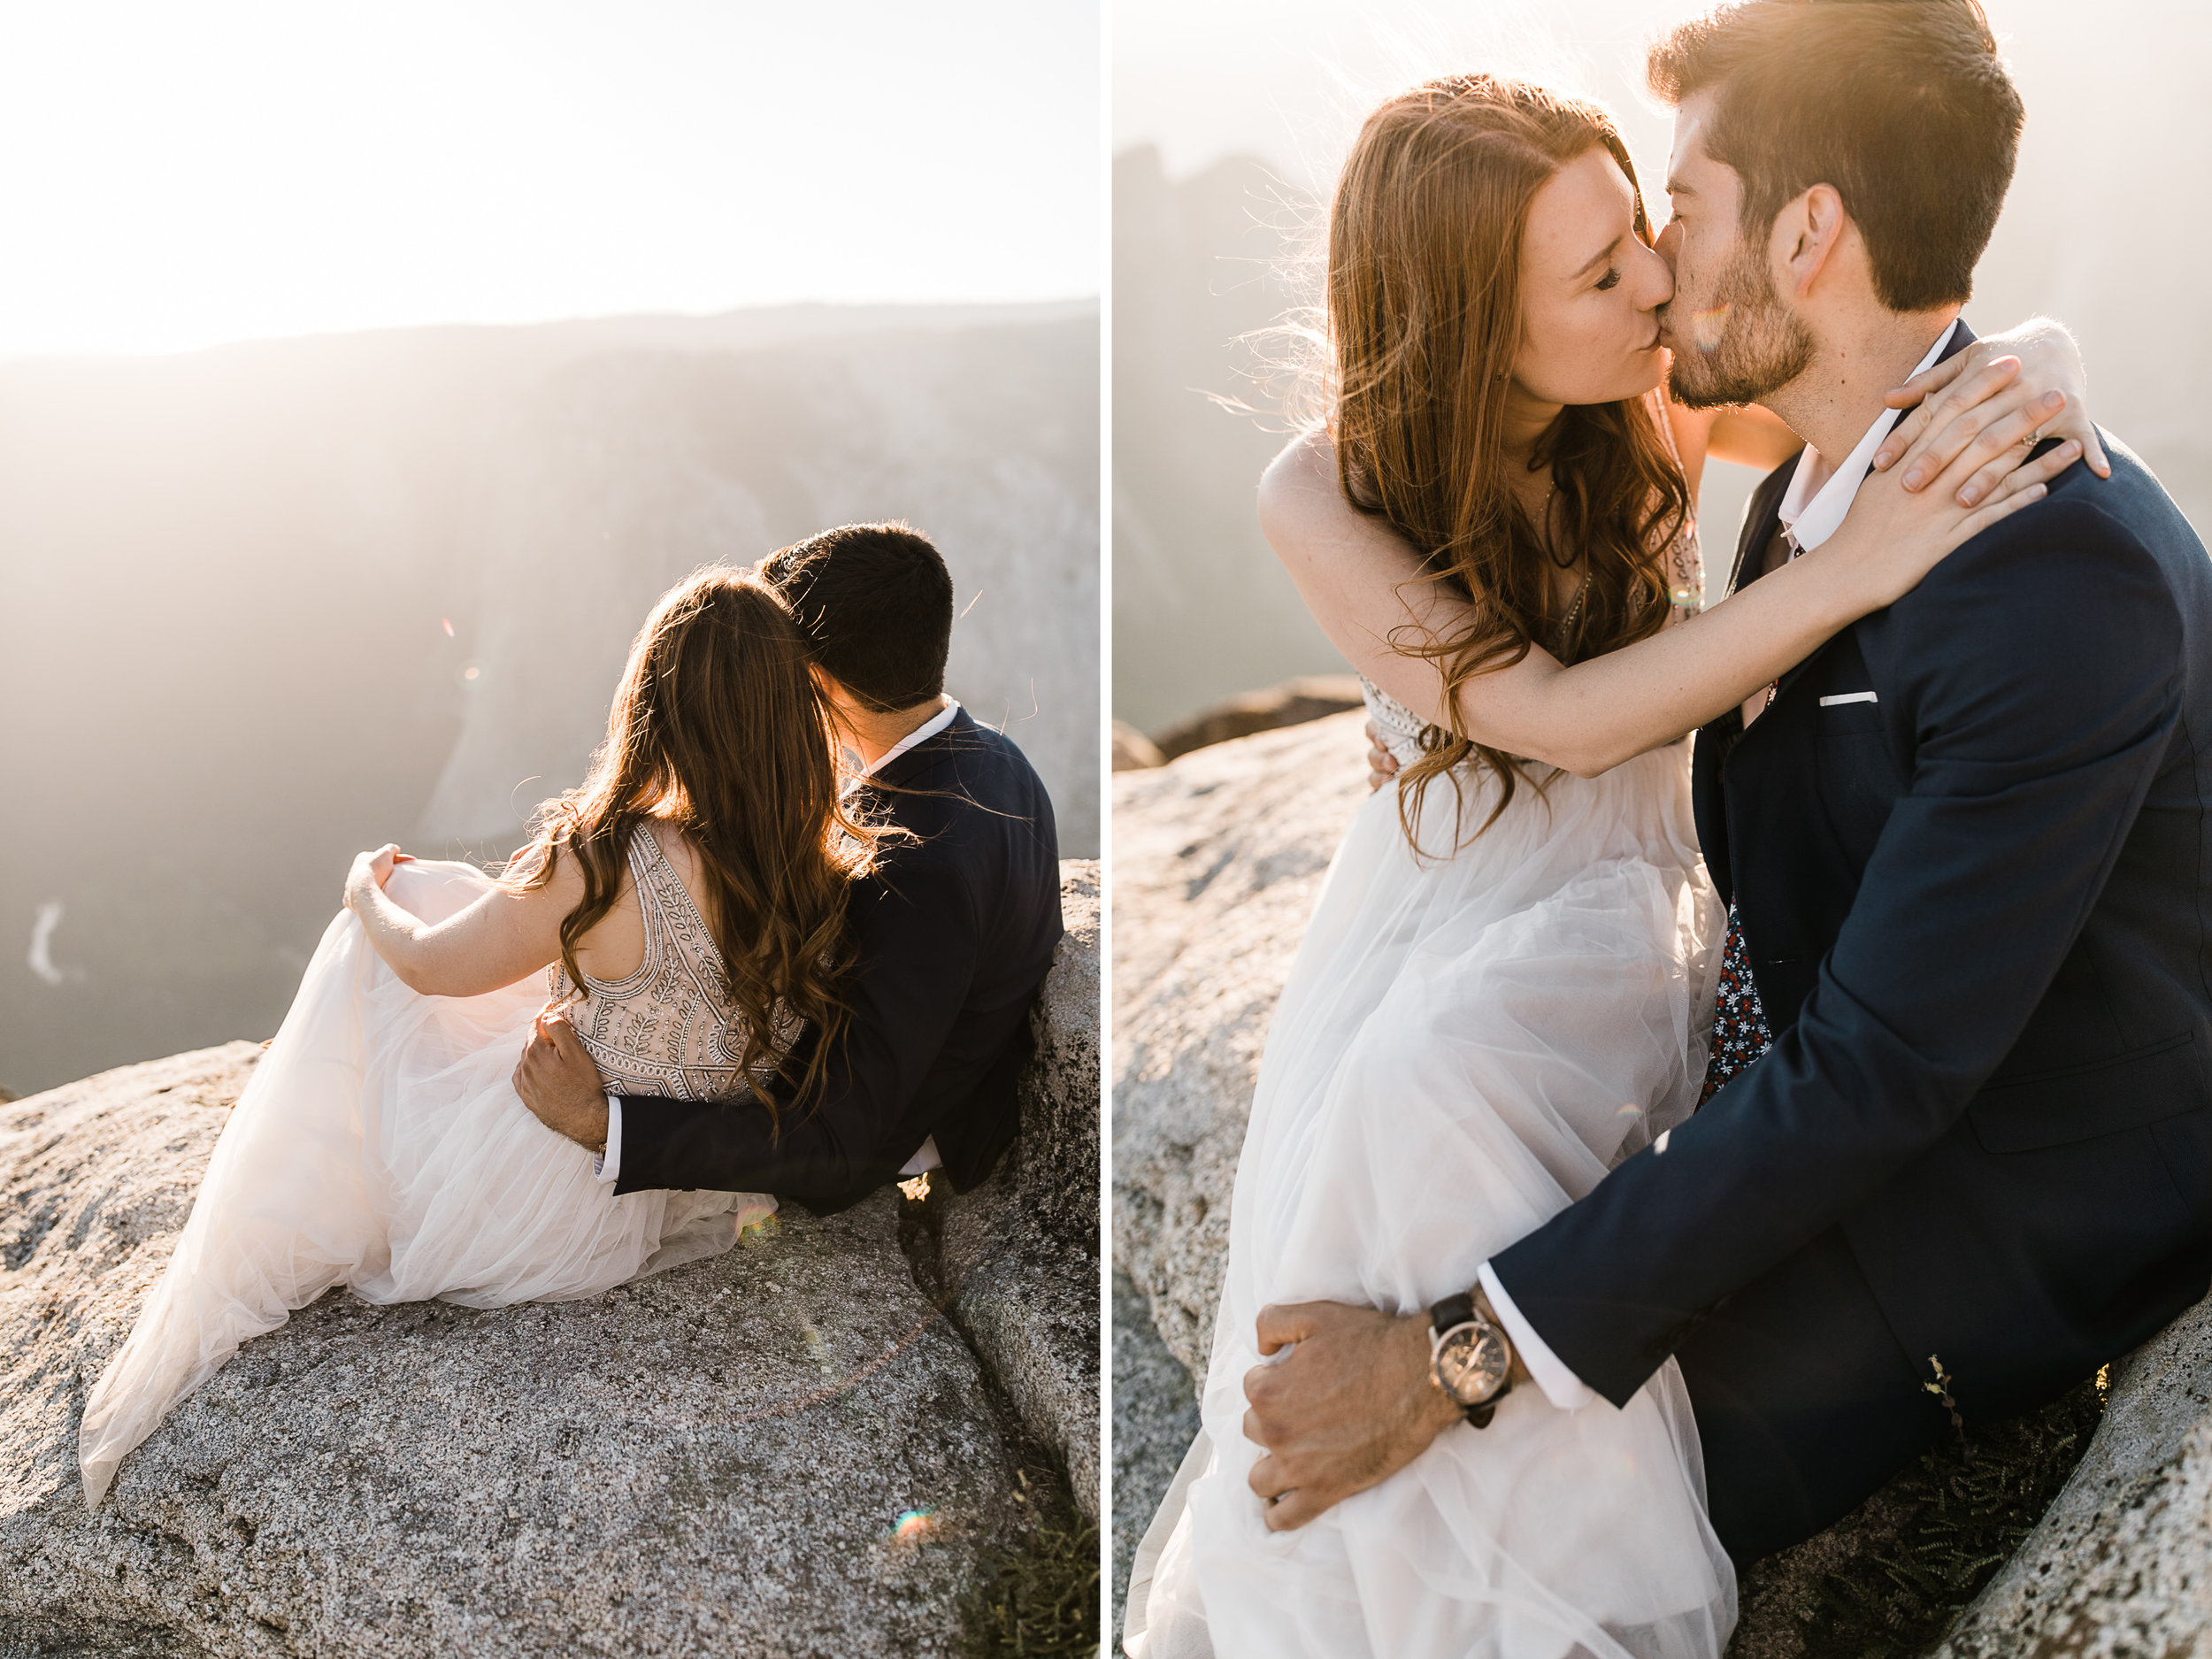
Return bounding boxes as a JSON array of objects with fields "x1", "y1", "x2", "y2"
[{"x1": 1127, "y1": 2, "x2": 2212, "y2": 1655}]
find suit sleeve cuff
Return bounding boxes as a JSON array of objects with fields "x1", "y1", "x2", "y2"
[
  {"x1": 593, "y1": 1096, "x2": 621, "y2": 1185},
  {"x1": 1479, "y1": 1260, "x2": 1597, "y2": 1413}
]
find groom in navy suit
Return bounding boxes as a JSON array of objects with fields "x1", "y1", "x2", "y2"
[
  {"x1": 1245, "y1": 0, "x2": 2212, "y2": 1562},
  {"x1": 511, "y1": 521, "x2": 1064, "y2": 1216}
]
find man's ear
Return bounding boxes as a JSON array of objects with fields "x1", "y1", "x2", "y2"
[
  {"x1": 810, "y1": 666, "x2": 868, "y2": 741},
  {"x1": 1771, "y1": 182, "x2": 1848, "y2": 298}
]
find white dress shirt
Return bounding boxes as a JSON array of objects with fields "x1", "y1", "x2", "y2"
[
  {"x1": 593, "y1": 698, "x2": 962, "y2": 1185},
  {"x1": 1775, "y1": 319, "x2": 1961, "y2": 556},
  {"x1": 1481, "y1": 320, "x2": 1962, "y2": 1411}
]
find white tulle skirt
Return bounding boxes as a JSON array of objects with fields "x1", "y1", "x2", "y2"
[
  {"x1": 1125, "y1": 744, "x2": 1735, "y2": 1659},
  {"x1": 77, "y1": 860, "x2": 771, "y2": 1509}
]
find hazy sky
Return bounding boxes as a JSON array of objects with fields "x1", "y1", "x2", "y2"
[
  {"x1": 1116, "y1": 0, "x2": 2205, "y2": 195},
  {"x1": 1116, "y1": 0, "x2": 2212, "y2": 485},
  {"x1": 0, "y1": 0, "x2": 1099, "y2": 357}
]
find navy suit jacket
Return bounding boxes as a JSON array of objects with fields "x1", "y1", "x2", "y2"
[
  {"x1": 610, "y1": 709, "x2": 1063, "y2": 1215},
  {"x1": 1495, "y1": 331, "x2": 2212, "y2": 1412}
]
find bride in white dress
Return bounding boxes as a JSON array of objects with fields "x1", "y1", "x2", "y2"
[
  {"x1": 1124, "y1": 74, "x2": 2089, "y2": 1659},
  {"x1": 79, "y1": 565, "x2": 888, "y2": 1509}
]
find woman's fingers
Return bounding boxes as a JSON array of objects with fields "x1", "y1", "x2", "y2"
[
  {"x1": 1951, "y1": 417, "x2": 2085, "y2": 510},
  {"x1": 1886, "y1": 357, "x2": 2024, "y2": 488},
  {"x1": 1879, "y1": 347, "x2": 1968, "y2": 417},
  {"x1": 2040, "y1": 400, "x2": 2112, "y2": 480},
  {"x1": 1955, "y1": 480, "x2": 2048, "y2": 544},
  {"x1": 1980, "y1": 439, "x2": 2084, "y2": 503},
  {"x1": 1875, "y1": 353, "x2": 2016, "y2": 473},
  {"x1": 1873, "y1": 397, "x2": 1936, "y2": 473},
  {"x1": 1935, "y1": 396, "x2": 2068, "y2": 506},
  {"x1": 1946, "y1": 442, "x2": 2080, "y2": 542}
]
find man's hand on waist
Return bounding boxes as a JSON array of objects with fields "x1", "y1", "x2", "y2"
[
  {"x1": 514, "y1": 1004, "x2": 611, "y2": 1154},
  {"x1": 1241, "y1": 1294, "x2": 1511, "y2": 1532}
]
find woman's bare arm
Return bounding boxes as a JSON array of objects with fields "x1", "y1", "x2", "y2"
[
  {"x1": 1708, "y1": 404, "x2": 1805, "y2": 471},
  {"x1": 1257, "y1": 423, "x2": 2076, "y2": 778},
  {"x1": 1663, "y1": 396, "x2": 1801, "y2": 482},
  {"x1": 343, "y1": 844, "x2": 584, "y2": 997}
]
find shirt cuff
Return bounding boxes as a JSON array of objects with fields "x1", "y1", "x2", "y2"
[
  {"x1": 593, "y1": 1095, "x2": 622, "y2": 1185},
  {"x1": 1479, "y1": 1260, "x2": 1597, "y2": 1413}
]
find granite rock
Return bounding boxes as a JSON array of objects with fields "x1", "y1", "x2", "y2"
[
  {"x1": 1148, "y1": 674, "x2": 1366, "y2": 762},
  {"x1": 0, "y1": 860, "x2": 1103, "y2": 1657},
  {"x1": 1111, "y1": 721, "x2": 1165, "y2": 772},
  {"x1": 1110, "y1": 1272, "x2": 1200, "y2": 1624},
  {"x1": 1930, "y1": 1292, "x2": 2212, "y2": 1659},
  {"x1": 933, "y1": 860, "x2": 1102, "y2": 1518},
  {"x1": 1111, "y1": 711, "x2": 1369, "y2": 1373}
]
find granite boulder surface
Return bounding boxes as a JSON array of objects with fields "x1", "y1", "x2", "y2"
[{"x1": 0, "y1": 860, "x2": 1100, "y2": 1658}]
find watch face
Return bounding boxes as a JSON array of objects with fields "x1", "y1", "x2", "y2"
[{"x1": 1436, "y1": 1325, "x2": 1509, "y2": 1407}]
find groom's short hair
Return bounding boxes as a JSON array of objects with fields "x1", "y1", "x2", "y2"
[
  {"x1": 760, "y1": 522, "x2": 954, "y2": 711},
  {"x1": 1648, "y1": 0, "x2": 2024, "y2": 313}
]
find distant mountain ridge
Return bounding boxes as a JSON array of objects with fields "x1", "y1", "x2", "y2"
[
  {"x1": 0, "y1": 300, "x2": 1096, "y2": 1095},
  {"x1": 1112, "y1": 146, "x2": 1349, "y2": 736}
]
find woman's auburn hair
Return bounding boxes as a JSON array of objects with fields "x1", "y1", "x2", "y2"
[
  {"x1": 505, "y1": 565, "x2": 891, "y2": 1131},
  {"x1": 1327, "y1": 73, "x2": 1693, "y2": 847}
]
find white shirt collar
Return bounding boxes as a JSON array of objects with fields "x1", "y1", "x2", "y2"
[
  {"x1": 1777, "y1": 319, "x2": 1962, "y2": 554},
  {"x1": 858, "y1": 696, "x2": 959, "y2": 778}
]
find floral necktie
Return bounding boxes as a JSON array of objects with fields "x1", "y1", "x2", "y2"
[{"x1": 1699, "y1": 902, "x2": 1773, "y2": 1105}]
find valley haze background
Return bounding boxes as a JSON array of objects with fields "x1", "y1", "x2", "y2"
[{"x1": 0, "y1": 1, "x2": 1101, "y2": 1097}]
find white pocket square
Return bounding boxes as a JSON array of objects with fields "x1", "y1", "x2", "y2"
[{"x1": 1819, "y1": 691, "x2": 1878, "y2": 707}]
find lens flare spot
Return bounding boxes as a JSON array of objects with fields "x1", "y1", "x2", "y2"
[
  {"x1": 1691, "y1": 303, "x2": 1732, "y2": 353},
  {"x1": 1615, "y1": 1102, "x2": 1643, "y2": 1119},
  {"x1": 464, "y1": 665, "x2": 481, "y2": 681},
  {"x1": 441, "y1": 618, "x2": 455, "y2": 637},
  {"x1": 892, "y1": 1509, "x2": 938, "y2": 1545}
]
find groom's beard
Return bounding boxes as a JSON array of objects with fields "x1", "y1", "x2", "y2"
[{"x1": 1665, "y1": 242, "x2": 1816, "y2": 411}]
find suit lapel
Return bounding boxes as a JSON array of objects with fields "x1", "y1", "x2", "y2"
[{"x1": 1728, "y1": 466, "x2": 1794, "y2": 601}]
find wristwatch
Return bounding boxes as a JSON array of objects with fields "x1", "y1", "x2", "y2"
[{"x1": 1430, "y1": 1290, "x2": 1515, "y2": 1427}]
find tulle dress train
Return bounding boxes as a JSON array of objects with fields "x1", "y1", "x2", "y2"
[
  {"x1": 78, "y1": 850, "x2": 771, "y2": 1509},
  {"x1": 1125, "y1": 702, "x2": 1737, "y2": 1659}
]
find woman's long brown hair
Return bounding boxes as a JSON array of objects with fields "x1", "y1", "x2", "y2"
[
  {"x1": 506, "y1": 566, "x2": 887, "y2": 1131},
  {"x1": 1327, "y1": 74, "x2": 1693, "y2": 847}
]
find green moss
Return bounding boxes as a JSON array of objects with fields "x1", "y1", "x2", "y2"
[
  {"x1": 1786, "y1": 1377, "x2": 2105, "y2": 1658},
  {"x1": 956, "y1": 1506, "x2": 1101, "y2": 1657}
]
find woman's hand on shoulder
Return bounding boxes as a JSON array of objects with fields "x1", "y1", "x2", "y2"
[
  {"x1": 1874, "y1": 317, "x2": 2111, "y2": 508},
  {"x1": 1828, "y1": 434, "x2": 2083, "y2": 607}
]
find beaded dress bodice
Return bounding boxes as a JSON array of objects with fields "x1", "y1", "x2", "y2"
[{"x1": 548, "y1": 824, "x2": 790, "y2": 1102}]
